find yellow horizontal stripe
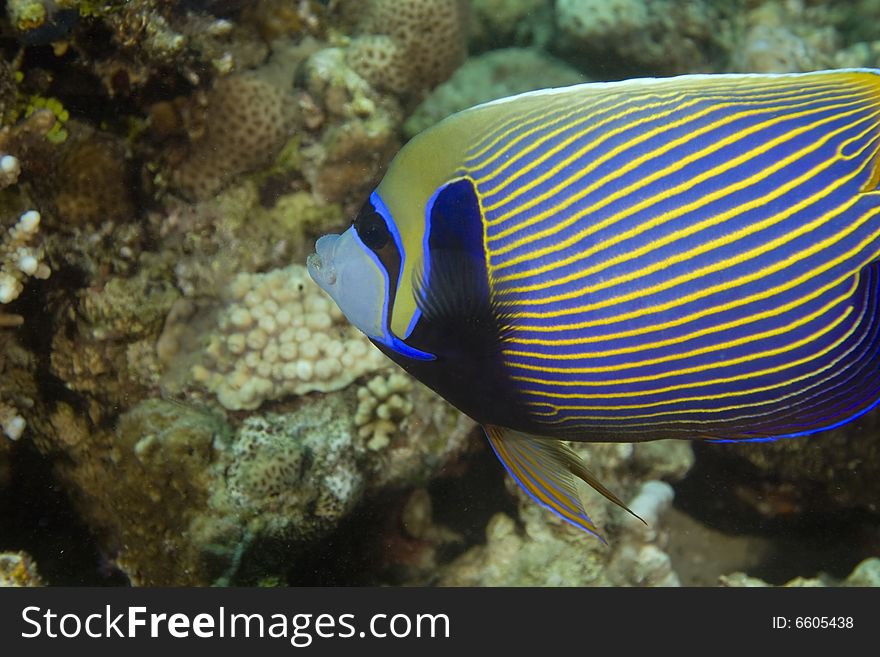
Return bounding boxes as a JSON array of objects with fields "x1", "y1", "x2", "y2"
[
  {"x1": 503, "y1": 278, "x2": 855, "y2": 369},
  {"x1": 481, "y1": 82, "x2": 864, "y2": 218},
  {"x1": 476, "y1": 93, "x2": 698, "y2": 190},
  {"x1": 489, "y1": 97, "x2": 876, "y2": 275},
  {"x1": 529, "y1": 304, "x2": 874, "y2": 425},
  {"x1": 493, "y1": 107, "x2": 880, "y2": 294},
  {"x1": 483, "y1": 87, "x2": 874, "y2": 231},
  {"x1": 467, "y1": 76, "x2": 849, "y2": 167},
  {"x1": 506, "y1": 183, "x2": 878, "y2": 329},
  {"x1": 467, "y1": 91, "x2": 613, "y2": 168},
  {"x1": 513, "y1": 304, "x2": 852, "y2": 393},
  {"x1": 467, "y1": 77, "x2": 845, "y2": 173},
  {"x1": 503, "y1": 269, "x2": 861, "y2": 349}
]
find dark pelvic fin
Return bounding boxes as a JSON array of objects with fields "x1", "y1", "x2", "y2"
[
  {"x1": 413, "y1": 250, "x2": 506, "y2": 357},
  {"x1": 411, "y1": 176, "x2": 514, "y2": 359},
  {"x1": 484, "y1": 424, "x2": 645, "y2": 541}
]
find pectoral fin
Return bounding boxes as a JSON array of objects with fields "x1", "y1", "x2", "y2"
[{"x1": 484, "y1": 424, "x2": 645, "y2": 541}]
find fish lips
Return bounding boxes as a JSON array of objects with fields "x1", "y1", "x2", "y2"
[{"x1": 307, "y1": 233, "x2": 339, "y2": 290}]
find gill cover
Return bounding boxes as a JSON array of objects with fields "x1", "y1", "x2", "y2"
[
  {"x1": 307, "y1": 229, "x2": 386, "y2": 339},
  {"x1": 307, "y1": 194, "x2": 434, "y2": 361},
  {"x1": 310, "y1": 96, "x2": 498, "y2": 361}
]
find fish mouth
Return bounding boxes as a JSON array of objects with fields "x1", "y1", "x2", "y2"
[{"x1": 307, "y1": 233, "x2": 339, "y2": 289}]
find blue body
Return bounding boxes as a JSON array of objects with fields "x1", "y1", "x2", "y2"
[{"x1": 448, "y1": 72, "x2": 880, "y2": 443}]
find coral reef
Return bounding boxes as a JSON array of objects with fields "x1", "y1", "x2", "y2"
[
  {"x1": 438, "y1": 441, "x2": 694, "y2": 586},
  {"x1": 404, "y1": 47, "x2": 586, "y2": 137},
  {"x1": 51, "y1": 132, "x2": 133, "y2": 226},
  {"x1": 170, "y1": 73, "x2": 296, "y2": 201},
  {"x1": 359, "y1": 486, "x2": 465, "y2": 584},
  {"x1": 728, "y1": 0, "x2": 880, "y2": 72},
  {"x1": 193, "y1": 264, "x2": 387, "y2": 410},
  {"x1": 1, "y1": 103, "x2": 55, "y2": 325},
  {"x1": 0, "y1": 551, "x2": 43, "y2": 587},
  {"x1": 347, "y1": 0, "x2": 468, "y2": 98},
  {"x1": 241, "y1": 0, "x2": 326, "y2": 43},
  {"x1": 0, "y1": 154, "x2": 21, "y2": 190},
  {"x1": 731, "y1": 1, "x2": 840, "y2": 72},
  {"x1": 0, "y1": 332, "x2": 37, "y2": 481},
  {"x1": 355, "y1": 373, "x2": 414, "y2": 451},
  {"x1": 48, "y1": 261, "x2": 180, "y2": 412},
  {"x1": 153, "y1": 180, "x2": 343, "y2": 300},
  {"x1": 721, "y1": 557, "x2": 880, "y2": 587},
  {"x1": 40, "y1": 398, "x2": 231, "y2": 586},
  {"x1": 225, "y1": 397, "x2": 366, "y2": 541},
  {"x1": 2, "y1": 0, "x2": 880, "y2": 590},
  {"x1": 6, "y1": 0, "x2": 79, "y2": 42},
  {"x1": 297, "y1": 46, "x2": 402, "y2": 206},
  {"x1": 25, "y1": 380, "x2": 471, "y2": 585},
  {"x1": 0, "y1": 400, "x2": 26, "y2": 442},
  {"x1": 20, "y1": 1, "x2": 269, "y2": 99},
  {"x1": 302, "y1": 107, "x2": 400, "y2": 205},
  {"x1": 468, "y1": 0, "x2": 553, "y2": 51},
  {"x1": 553, "y1": 0, "x2": 733, "y2": 76},
  {"x1": 346, "y1": 36, "x2": 412, "y2": 96},
  {"x1": 717, "y1": 412, "x2": 880, "y2": 517},
  {"x1": 0, "y1": 210, "x2": 50, "y2": 307}
]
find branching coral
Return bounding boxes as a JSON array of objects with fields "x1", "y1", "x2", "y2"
[
  {"x1": 0, "y1": 210, "x2": 51, "y2": 307},
  {"x1": 355, "y1": 372, "x2": 413, "y2": 450},
  {"x1": 1, "y1": 109, "x2": 56, "y2": 326}
]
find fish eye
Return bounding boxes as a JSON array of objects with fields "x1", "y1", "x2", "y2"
[{"x1": 354, "y1": 204, "x2": 391, "y2": 251}]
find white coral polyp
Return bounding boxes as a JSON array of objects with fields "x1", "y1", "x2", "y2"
[
  {"x1": 1, "y1": 210, "x2": 51, "y2": 306},
  {"x1": 198, "y1": 264, "x2": 387, "y2": 410},
  {"x1": 0, "y1": 402, "x2": 25, "y2": 441},
  {"x1": 0, "y1": 273, "x2": 21, "y2": 304}
]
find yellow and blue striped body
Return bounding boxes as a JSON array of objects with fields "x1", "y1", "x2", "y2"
[
  {"x1": 455, "y1": 71, "x2": 880, "y2": 443},
  {"x1": 309, "y1": 70, "x2": 880, "y2": 537}
]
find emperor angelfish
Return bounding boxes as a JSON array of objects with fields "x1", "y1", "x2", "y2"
[{"x1": 308, "y1": 70, "x2": 880, "y2": 539}]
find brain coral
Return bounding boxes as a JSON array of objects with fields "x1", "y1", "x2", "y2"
[
  {"x1": 346, "y1": 35, "x2": 411, "y2": 95},
  {"x1": 53, "y1": 135, "x2": 133, "y2": 226},
  {"x1": 347, "y1": 0, "x2": 468, "y2": 96},
  {"x1": 194, "y1": 264, "x2": 388, "y2": 410},
  {"x1": 171, "y1": 73, "x2": 294, "y2": 201}
]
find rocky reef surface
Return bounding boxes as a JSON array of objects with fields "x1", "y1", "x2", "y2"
[{"x1": 1, "y1": 0, "x2": 880, "y2": 587}]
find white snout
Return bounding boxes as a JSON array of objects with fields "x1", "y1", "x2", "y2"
[{"x1": 307, "y1": 227, "x2": 387, "y2": 340}]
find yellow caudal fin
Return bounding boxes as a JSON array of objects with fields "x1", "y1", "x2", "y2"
[{"x1": 484, "y1": 425, "x2": 645, "y2": 541}]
